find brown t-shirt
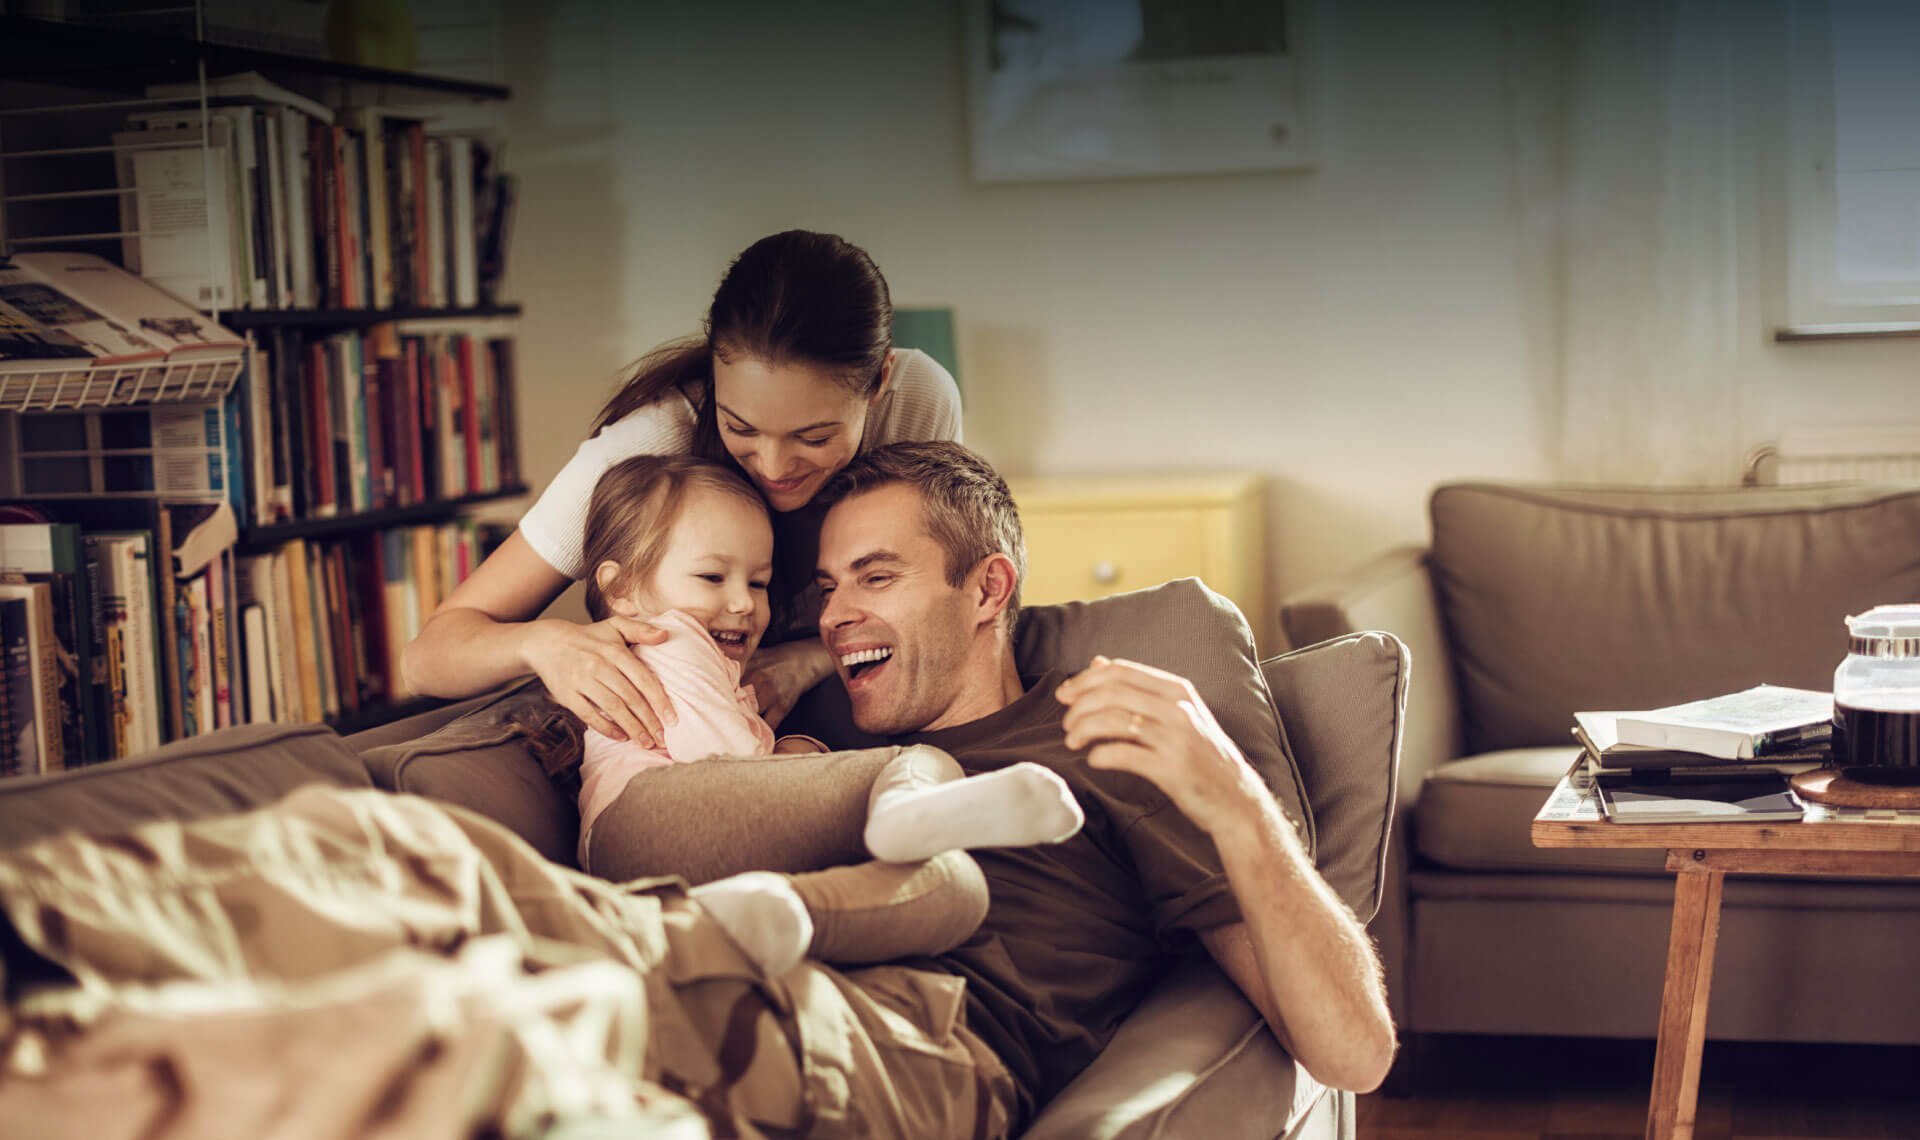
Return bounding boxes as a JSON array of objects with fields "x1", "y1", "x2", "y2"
[{"x1": 898, "y1": 671, "x2": 1243, "y2": 1122}]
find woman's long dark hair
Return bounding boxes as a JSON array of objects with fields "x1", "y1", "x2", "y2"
[
  {"x1": 591, "y1": 231, "x2": 896, "y2": 635},
  {"x1": 593, "y1": 230, "x2": 895, "y2": 453}
]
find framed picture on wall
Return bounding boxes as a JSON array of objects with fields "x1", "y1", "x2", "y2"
[{"x1": 965, "y1": 0, "x2": 1317, "y2": 183}]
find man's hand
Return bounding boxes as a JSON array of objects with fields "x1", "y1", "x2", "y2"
[{"x1": 1054, "y1": 655, "x2": 1269, "y2": 837}]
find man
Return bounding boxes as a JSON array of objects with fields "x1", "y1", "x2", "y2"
[
  {"x1": 0, "y1": 439, "x2": 1391, "y2": 1140},
  {"x1": 809, "y1": 440, "x2": 1396, "y2": 1120}
]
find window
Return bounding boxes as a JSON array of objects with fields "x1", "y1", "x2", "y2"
[{"x1": 1787, "y1": 0, "x2": 1920, "y2": 331}]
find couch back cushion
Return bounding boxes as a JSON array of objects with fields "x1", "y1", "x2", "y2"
[
  {"x1": 1261, "y1": 632, "x2": 1407, "y2": 922},
  {"x1": 1015, "y1": 577, "x2": 1313, "y2": 851},
  {"x1": 0, "y1": 723, "x2": 369, "y2": 851},
  {"x1": 1430, "y1": 482, "x2": 1920, "y2": 753}
]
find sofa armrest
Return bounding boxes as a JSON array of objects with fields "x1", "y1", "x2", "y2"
[
  {"x1": 1020, "y1": 957, "x2": 1334, "y2": 1140},
  {"x1": 1281, "y1": 546, "x2": 1462, "y2": 801},
  {"x1": 1282, "y1": 546, "x2": 1461, "y2": 1033}
]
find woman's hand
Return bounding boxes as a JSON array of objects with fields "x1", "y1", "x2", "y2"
[
  {"x1": 1055, "y1": 655, "x2": 1268, "y2": 836},
  {"x1": 521, "y1": 616, "x2": 677, "y2": 746},
  {"x1": 742, "y1": 639, "x2": 836, "y2": 730}
]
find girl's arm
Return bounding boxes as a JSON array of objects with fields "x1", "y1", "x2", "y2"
[{"x1": 401, "y1": 530, "x2": 676, "y2": 746}]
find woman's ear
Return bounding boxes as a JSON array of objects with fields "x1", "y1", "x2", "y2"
[
  {"x1": 869, "y1": 348, "x2": 898, "y2": 406},
  {"x1": 595, "y1": 560, "x2": 641, "y2": 617}
]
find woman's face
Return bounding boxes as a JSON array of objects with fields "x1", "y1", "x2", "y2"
[{"x1": 711, "y1": 352, "x2": 886, "y2": 512}]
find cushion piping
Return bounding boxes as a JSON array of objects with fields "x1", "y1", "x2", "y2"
[{"x1": 1431, "y1": 480, "x2": 1920, "y2": 523}]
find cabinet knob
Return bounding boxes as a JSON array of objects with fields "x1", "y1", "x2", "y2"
[{"x1": 1091, "y1": 559, "x2": 1120, "y2": 585}]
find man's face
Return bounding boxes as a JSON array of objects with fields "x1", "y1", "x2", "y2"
[{"x1": 816, "y1": 483, "x2": 980, "y2": 735}]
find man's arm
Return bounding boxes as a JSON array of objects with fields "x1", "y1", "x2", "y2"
[{"x1": 1056, "y1": 656, "x2": 1396, "y2": 1093}]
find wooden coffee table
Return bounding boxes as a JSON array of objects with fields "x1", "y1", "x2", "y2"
[{"x1": 1532, "y1": 762, "x2": 1920, "y2": 1140}]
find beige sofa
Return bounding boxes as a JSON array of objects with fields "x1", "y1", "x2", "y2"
[
  {"x1": 1281, "y1": 481, "x2": 1920, "y2": 1060},
  {"x1": 0, "y1": 580, "x2": 1406, "y2": 1140}
]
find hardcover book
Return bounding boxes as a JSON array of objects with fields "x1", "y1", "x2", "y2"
[
  {"x1": 1574, "y1": 710, "x2": 1830, "y2": 770},
  {"x1": 1613, "y1": 685, "x2": 1835, "y2": 761},
  {"x1": 1598, "y1": 770, "x2": 1806, "y2": 824}
]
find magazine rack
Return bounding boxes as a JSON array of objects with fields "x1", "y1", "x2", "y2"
[{"x1": 0, "y1": 355, "x2": 240, "y2": 413}]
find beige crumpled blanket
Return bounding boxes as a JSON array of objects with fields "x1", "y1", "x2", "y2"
[{"x1": 0, "y1": 936, "x2": 709, "y2": 1140}]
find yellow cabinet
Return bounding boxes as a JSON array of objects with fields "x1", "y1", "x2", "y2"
[{"x1": 1006, "y1": 473, "x2": 1270, "y2": 648}]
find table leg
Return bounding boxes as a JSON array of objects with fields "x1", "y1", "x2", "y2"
[{"x1": 1645, "y1": 864, "x2": 1724, "y2": 1140}]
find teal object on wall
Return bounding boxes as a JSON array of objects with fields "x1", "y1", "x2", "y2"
[{"x1": 893, "y1": 307, "x2": 960, "y2": 401}]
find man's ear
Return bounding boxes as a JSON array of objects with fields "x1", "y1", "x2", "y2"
[
  {"x1": 869, "y1": 349, "x2": 898, "y2": 406},
  {"x1": 971, "y1": 553, "x2": 1018, "y2": 630},
  {"x1": 595, "y1": 559, "x2": 642, "y2": 617}
]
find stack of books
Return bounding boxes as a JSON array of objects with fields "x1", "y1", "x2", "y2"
[{"x1": 1573, "y1": 685, "x2": 1833, "y2": 823}]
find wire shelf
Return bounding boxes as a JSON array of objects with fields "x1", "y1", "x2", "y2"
[{"x1": 0, "y1": 352, "x2": 242, "y2": 412}]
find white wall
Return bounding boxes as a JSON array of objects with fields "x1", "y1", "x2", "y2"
[{"x1": 496, "y1": 0, "x2": 1916, "y2": 639}]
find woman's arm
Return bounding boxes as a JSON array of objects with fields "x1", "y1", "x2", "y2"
[{"x1": 401, "y1": 530, "x2": 675, "y2": 745}]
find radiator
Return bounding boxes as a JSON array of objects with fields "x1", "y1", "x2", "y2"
[{"x1": 1742, "y1": 425, "x2": 1920, "y2": 485}]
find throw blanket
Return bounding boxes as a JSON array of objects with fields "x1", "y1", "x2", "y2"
[{"x1": 0, "y1": 787, "x2": 1005, "y2": 1140}]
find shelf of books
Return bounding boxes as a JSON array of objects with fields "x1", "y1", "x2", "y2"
[
  {"x1": 0, "y1": 14, "x2": 511, "y2": 101},
  {"x1": 0, "y1": 33, "x2": 524, "y2": 773}
]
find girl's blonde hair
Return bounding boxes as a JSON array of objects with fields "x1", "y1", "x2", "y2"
[{"x1": 581, "y1": 454, "x2": 770, "y2": 622}]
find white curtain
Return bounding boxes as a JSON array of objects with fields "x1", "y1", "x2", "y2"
[{"x1": 1507, "y1": 0, "x2": 1788, "y2": 484}]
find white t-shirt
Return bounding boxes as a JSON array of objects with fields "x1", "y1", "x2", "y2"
[{"x1": 519, "y1": 348, "x2": 963, "y2": 579}]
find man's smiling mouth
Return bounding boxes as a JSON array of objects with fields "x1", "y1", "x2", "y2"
[{"x1": 839, "y1": 646, "x2": 893, "y2": 681}]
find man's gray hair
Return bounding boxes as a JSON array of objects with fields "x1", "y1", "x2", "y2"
[{"x1": 815, "y1": 441, "x2": 1028, "y2": 634}]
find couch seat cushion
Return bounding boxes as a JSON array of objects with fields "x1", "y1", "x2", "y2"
[
  {"x1": 1415, "y1": 749, "x2": 1666, "y2": 874},
  {"x1": 1019, "y1": 956, "x2": 1326, "y2": 1140},
  {"x1": 0, "y1": 723, "x2": 370, "y2": 851}
]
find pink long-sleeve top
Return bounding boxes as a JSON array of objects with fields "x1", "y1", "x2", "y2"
[{"x1": 575, "y1": 608, "x2": 776, "y2": 862}]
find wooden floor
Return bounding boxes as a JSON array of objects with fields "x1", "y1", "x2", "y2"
[{"x1": 1358, "y1": 1035, "x2": 1920, "y2": 1140}]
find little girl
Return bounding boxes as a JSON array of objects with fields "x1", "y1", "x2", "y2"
[{"x1": 535, "y1": 454, "x2": 1083, "y2": 974}]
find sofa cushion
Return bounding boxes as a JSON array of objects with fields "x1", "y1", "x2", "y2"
[
  {"x1": 1019, "y1": 955, "x2": 1326, "y2": 1140},
  {"x1": 357, "y1": 679, "x2": 579, "y2": 869},
  {"x1": 1428, "y1": 482, "x2": 1920, "y2": 754},
  {"x1": 1015, "y1": 577, "x2": 1313, "y2": 850},
  {"x1": 1262, "y1": 632, "x2": 1406, "y2": 923},
  {"x1": 1415, "y1": 748, "x2": 1666, "y2": 874},
  {"x1": 0, "y1": 723, "x2": 369, "y2": 851}
]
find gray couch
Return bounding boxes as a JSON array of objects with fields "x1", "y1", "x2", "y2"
[
  {"x1": 1281, "y1": 481, "x2": 1920, "y2": 1057},
  {"x1": 0, "y1": 579, "x2": 1407, "y2": 1140}
]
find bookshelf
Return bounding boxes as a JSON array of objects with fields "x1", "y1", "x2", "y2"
[
  {"x1": 0, "y1": 16, "x2": 524, "y2": 766},
  {"x1": 0, "y1": 16, "x2": 510, "y2": 100}
]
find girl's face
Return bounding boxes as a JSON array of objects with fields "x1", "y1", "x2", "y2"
[
  {"x1": 711, "y1": 351, "x2": 891, "y2": 513},
  {"x1": 612, "y1": 484, "x2": 775, "y2": 663}
]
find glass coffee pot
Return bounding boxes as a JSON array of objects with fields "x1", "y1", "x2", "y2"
[{"x1": 1833, "y1": 604, "x2": 1920, "y2": 782}]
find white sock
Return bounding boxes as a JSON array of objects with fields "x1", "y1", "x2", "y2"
[
  {"x1": 689, "y1": 871, "x2": 814, "y2": 977},
  {"x1": 865, "y1": 749, "x2": 1085, "y2": 863}
]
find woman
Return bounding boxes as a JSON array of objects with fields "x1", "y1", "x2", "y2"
[{"x1": 401, "y1": 230, "x2": 962, "y2": 746}]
